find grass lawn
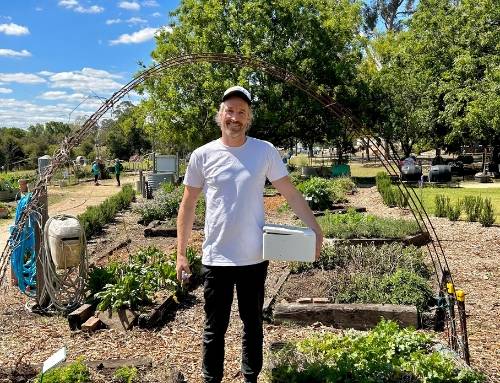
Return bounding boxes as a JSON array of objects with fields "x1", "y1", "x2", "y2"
[
  {"x1": 409, "y1": 185, "x2": 500, "y2": 224},
  {"x1": 349, "y1": 162, "x2": 387, "y2": 177}
]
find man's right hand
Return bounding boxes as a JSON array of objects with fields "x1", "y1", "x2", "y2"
[{"x1": 176, "y1": 254, "x2": 192, "y2": 283}]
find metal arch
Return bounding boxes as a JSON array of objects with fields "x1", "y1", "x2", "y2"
[{"x1": 0, "y1": 52, "x2": 465, "y2": 359}]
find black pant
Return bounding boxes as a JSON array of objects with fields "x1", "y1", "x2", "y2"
[
  {"x1": 116, "y1": 173, "x2": 121, "y2": 186},
  {"x1": 94, "y1": 174, "x2": 99, "y2": 183},
  {"x1": 202, "y1": 261, "x2": 268, "y2": 383}
]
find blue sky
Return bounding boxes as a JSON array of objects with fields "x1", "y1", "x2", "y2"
[{"x1": 0, "y1": 0, "x2": 179, "y2": 128}]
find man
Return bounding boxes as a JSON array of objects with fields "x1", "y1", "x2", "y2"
[
  {"x1": 114, "y1": 158, "x2": 123, "y2": 186},
  {"x1": 176, "y1": 85, "x2": 323, "y2": 383},
  {"x1": 91, "y1": 160, "x2": 100, "y2": 186}
]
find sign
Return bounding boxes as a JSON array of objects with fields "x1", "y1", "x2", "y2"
[{"x1": 42, "y1": 347, "x2": 67, "y2": 374}]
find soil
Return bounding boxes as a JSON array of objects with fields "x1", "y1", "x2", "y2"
[{"x1": 0, "y1": 183, "x2": 499, "y2": 382}]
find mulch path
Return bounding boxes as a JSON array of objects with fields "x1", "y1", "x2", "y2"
[{"x1": 0, "y1": 189, "x2": 498, "y2": 382}]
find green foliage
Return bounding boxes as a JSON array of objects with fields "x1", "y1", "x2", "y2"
[
  {"x1": 34, "y1": 357, "x2": 90, "y2": 383},
  {"x1": 376, "y1": 172, "x2": 408, "y2": 208},
  {"x1": 318, "y1": 209, "x2": 420, "y2": 239},
  {"x1": 94, "y1": 246, "x2": 201, "y2": 310},
  {"x1": 78, "y1": 185, "x2": 135, "y2": 239},
  {"x1": 479, "y1": 197, "x2": 495, "y2": 227},
  {"x1": 447, "y1": 199, "x2": 462, "y2": 221},
  {"x1": 135, "y1": 185, "x2": 183, "y2": 224},
  {"x1": 296, "y1": 177, "x2": 352, "y2": 211},
  {"x1": 113, "y1": 366, "x2": 138, "y2": 383},
  {"x1": 86, "y1": 262, "x2": 121, "y2": 300},
  {"x1": 292, "y1": 243, "x2": 433, "y2": 310},
  {"x1": 434, "y1": 194, "x2": 450, "y2": 218},
  {"x1": 268, "y1": 320, "x2": 486, "y2": 383},
  {"x1": 463, "y1": 196, "x2": 483, "y2": 222}
]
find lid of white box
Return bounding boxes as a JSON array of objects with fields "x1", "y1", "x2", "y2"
[{"x1": 263, "y1": 224, "x2": 315, "y2": 236}]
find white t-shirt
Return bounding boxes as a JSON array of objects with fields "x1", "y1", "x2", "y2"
[{"x1": 184, "y1": 136, "x2": 288, "y2": 266}]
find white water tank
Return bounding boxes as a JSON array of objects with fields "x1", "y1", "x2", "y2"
[
  {"x1": 263, "y1": 224, "x2": 316, "y2": 262},
  {"x1": 46, "y1": 216, "x2": 83, "y2": 269}
]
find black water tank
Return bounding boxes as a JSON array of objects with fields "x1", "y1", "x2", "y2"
[
  {"x1": 401, "y1": 164, "x2": 422, "y2": 181},
  {"x1": 429, "y1": 165, "x2": 452, "y2": 182}
]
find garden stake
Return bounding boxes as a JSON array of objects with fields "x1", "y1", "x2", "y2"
[
  {"x1": 456, "y1": 290, "x2": 470, "y2": 365},
  {"x1": 446, "y1": 282, "x2": 459, "y2": 351}
]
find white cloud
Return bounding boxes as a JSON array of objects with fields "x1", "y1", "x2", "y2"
[
  {"x1": 38, "y1": 71, "x2": 55, "y2": 76},
  {"x1": 0, "y1": 23, "x2": 30, "y2": 36},
  {"x1": 0, "y1": 48, "x2": 31, "y2": 58},
  {"x1": 38, "y1": 91, "x2": 86, "y2": 101},
  {"x1": 152, "y1": 12, "x2": 161, "y2": 17},
  {"x1": 109, "y1": 27, "x2": 160, "y2": 45},
  {"x1": 119, "y1": 1, "x2": 141, "y2": 11},
  {"x1": 48, "y1": 67, "x2": 124, "y2": 93},
  {"x1": 0, "y1": 73, "x2": 46, "y2": 84},
  {"x1": 106, "y1": 18, "x2": 122, "y2": 25},
  {"x1": 35, "y1": 7, "x2": 44, "y2": 11},
  {"x1": 106, "y1": 17, "x2": 147, "y2": 25},
  {"x1": 58, "y1": 1, "x2": 104, "y2": 14},
  {"x1": 0, "y1": 87, "x2": 12, "y2": 94},
  {"x1": 142, "y1": 0, "x2": 159, "y2": 6}
]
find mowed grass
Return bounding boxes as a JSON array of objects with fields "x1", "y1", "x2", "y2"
[
  {"x1": 409, "y1": 186, "x2": 500, "y2": 224},
  {"x1": 349, "y1": 162, "x2": 387, "y2": 177}
]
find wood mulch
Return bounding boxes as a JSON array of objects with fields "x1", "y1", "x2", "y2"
[{"x1": 0, "y1": 189, "x2": 498, "y2": 382}]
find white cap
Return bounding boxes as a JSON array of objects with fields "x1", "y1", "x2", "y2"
[{"x1": 222, "y1": 86, "x2": 251, "y2": 105}]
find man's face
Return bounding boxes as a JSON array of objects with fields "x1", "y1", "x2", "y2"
[{"x1": 220, "y1": 97, "x2": 251, "y2": 140}]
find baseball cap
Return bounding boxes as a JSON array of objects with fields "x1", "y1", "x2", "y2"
[{"x1": 222, "y1": 86, "x2": 251, "y2": 105}]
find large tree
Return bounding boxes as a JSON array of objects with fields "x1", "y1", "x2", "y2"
[{"x1": 139, "y1": 0, "x2": 364, "y2": 152}]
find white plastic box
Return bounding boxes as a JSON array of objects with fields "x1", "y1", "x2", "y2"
[{"x1": 263, "y1": 224, "x2": 316, "y2": 262}]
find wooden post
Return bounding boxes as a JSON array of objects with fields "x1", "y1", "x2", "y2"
[
  {"x1": 36, "y1": 185, "x2": 49, "y2": 307},
  {"x1": 456, "y1": 290, "x2": 470, "y2": 365}
]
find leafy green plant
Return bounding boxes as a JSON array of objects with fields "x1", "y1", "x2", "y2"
[
  {"x1": 113, "y1": 366, "x2": 138, "y2": 383},
  {"x1": 297, "y1": 177, "x2": 350, "y2": 211},
  {"x1": 34, "y1": 357, "x2": 90, "y2": 383},
  {"x1": 376, "y1": 172, "x2": 409, "y2": 208},
  {"x1": 268, "y1": 320, "x2": 485, "y2": 383},
  {"x1": 94, "y1": 246, "x2": 201, "y2": 310},
  {"x1": 479, "y1": 197, "x2": 495, "y2": 227},
  {"x1": 317, "y1": 209, "x2": 421, "y2": 239},
  {"x1": 435, "y1": 194, "x2": 450, "y2": 217},
  {"x1": 463, "y1": 196, "x2": 483, "y2": 222}
]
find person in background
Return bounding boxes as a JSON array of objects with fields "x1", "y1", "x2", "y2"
[
  {"x1": 91, "y1": 160, "x2": 101, "y2": 186},
  {"x1": 114, "y1": 158, "x2": 123, "y2": 186},
  {"x1": 176, "y1": 86, "x2": 323, "y2": 383}
]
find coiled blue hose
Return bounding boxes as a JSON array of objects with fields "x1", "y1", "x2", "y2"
[{"x1": 9, "y1": 193, "x2": 37, "y2": 295}]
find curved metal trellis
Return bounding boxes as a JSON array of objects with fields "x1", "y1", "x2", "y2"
[{"x1": 0, "y1": 52, "x2": 468, "y2": 361}]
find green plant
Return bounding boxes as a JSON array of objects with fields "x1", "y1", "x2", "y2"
[
  {"x1": 376, "y1": 172, "x2": 408, "y2": 208},
  {"x1": 463, "y1": 195, "x2": 483, "y2": 222},
  {"x1": 113, "y1": 366, "x2": 138, "y2": 383},
  {"x1": 435, "y1": 194, "x2": 450, "y2": 217},
  {"x1": 34, "y1": 357, "x2": 90, "y2": 383},
  {"x1": 268, "y1": 320, "x2": 486, "y2": 383},
  {"x1": 78, "y1": 185, "x2": 135, "y2": 238},
  {"x1": 318, "y1": 209, "x2": 421, "y2": 239},
  {"x1": 297, "y1": 177, "x2": 349, "y2": 211},
  {"x1": 446, "y1": 199, "x2": 462, "y2": 221},
  {"x1": 479, "y1": 197, "x2": 495, "y2": 227},
  {"x1": 94, "y1": 246, "x2": 201, "y2": 310},
  {"x1": 135, "y1": 185, "x2": 183, "y2": 224}
]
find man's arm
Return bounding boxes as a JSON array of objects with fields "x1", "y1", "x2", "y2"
[
  {"x1": 176, "y1": 185, "x2": 203, "y2": 281},
  {"x1": 271, "y1": 176, "x2": 324, "y2": 260}
]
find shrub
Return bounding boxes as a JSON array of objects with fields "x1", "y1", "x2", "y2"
[
  {"x1": 434, "y1": 194, "x2": 450, "y2": 217},
  {"x1": 135, "y1": 185, "x2": 183, "y2": 224},
  {"x1": 446, "y1": 199, "x2": 462, "y2": 221},
  {"x1": 34, "y1": 357, "x2": 90, "y2": 383},
  {"x1": 463, "y1": 196, "x2": 482, "y2": 222},
  {"x1": 113, "y1": 366, "x2": 138, "y2": 383},
  {"x1": 78, "y1": 185, "x2": 135, "y2": 238},
  {"x1": 318, "y1": 209, "x2": 421, "y2": 239},
  {"x1": 479, "y1": 197, "x2": 495, "y2": 227},
  {"x1": 268, "y1": 320, "x2": 486, "y2": 383},
  {"x1": 297, "y1": 177, "x2": 350, "y2": 211},
  {"x1": 376, "y1": 172, "x2": 408, "y2": 208}
]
